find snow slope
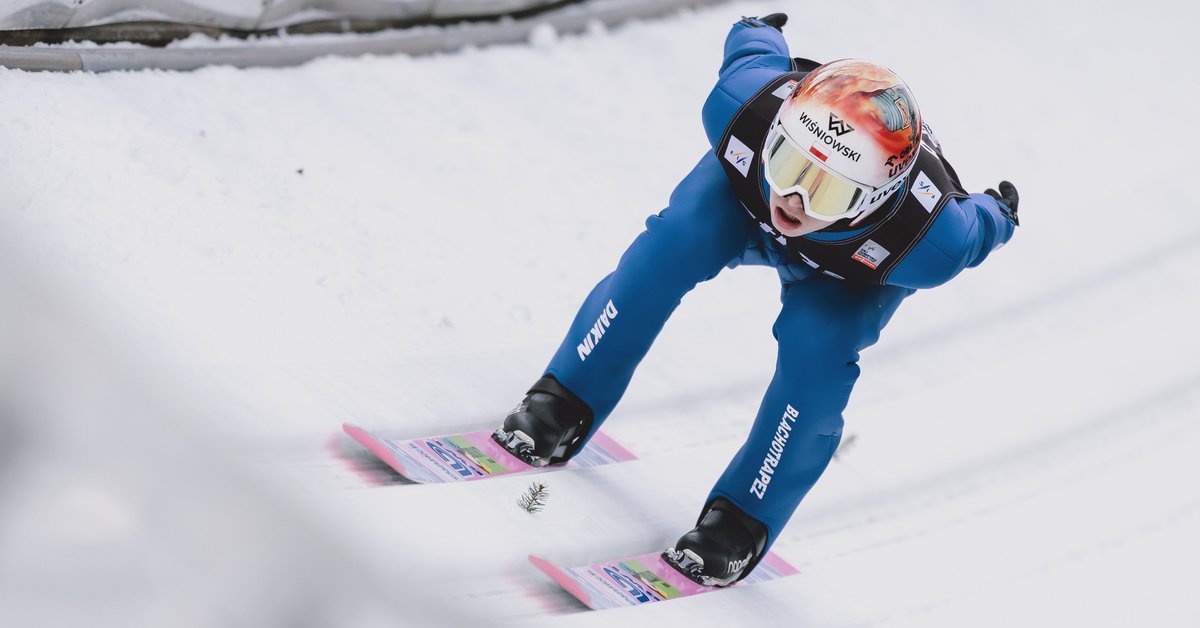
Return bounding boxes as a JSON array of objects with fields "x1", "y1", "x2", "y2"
[{"x1": 1, "y1": 0, "x2": 1199, "y2": 626}]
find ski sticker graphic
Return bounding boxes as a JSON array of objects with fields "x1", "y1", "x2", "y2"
[
  {"x1": 530, "y1": 550, "x2": 798, "y2": 610},
  {"x1": 445, "y1": 435, "x2": 506, "y2": 474},
  {"x1": 343, "y1": 423, "x2": 635, "y2": 484}
]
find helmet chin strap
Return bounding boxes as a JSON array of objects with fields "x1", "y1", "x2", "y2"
[{"x1": 848, "y1": 202, "x2": 881, "y2": 227}]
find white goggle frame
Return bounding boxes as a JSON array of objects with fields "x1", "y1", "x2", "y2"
[{"x1": 762, "y1": 122, "x2": 878, "y2": 223}]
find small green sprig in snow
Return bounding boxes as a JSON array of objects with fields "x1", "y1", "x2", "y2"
[{"x1": 517, "y1": 481, "x2": 549, "y2": 513}]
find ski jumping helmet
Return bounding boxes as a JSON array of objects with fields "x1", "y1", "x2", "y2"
[{"x1": 763, "y1": 59, "x2": 922, "y2": 224}]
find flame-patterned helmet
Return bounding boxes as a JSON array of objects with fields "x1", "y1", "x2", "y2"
[{"x1": 763, "y1": 60, "x2": 922, "y2": 221}]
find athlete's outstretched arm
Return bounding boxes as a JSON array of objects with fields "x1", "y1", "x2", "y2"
[
  {"x1": 887, "y1": 192, "x2": 1018, "y2": 289},
  {"x1": 718, "y1": 16, "x2": 791, "y2": 79},
  {"x1": 963, "y1": 190, "x2": 1019, "y2": 267},
  {"x1": 702, "y1": 17, "x2": 795, "y2": 147}
]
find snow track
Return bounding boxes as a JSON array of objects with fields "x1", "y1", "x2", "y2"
[
  {"x1": 2, "y1": 0, "x2": 1199, "y2": 626},
  {"x1": 253, "y1": 223, "x2": 1200, "y2": 626}
]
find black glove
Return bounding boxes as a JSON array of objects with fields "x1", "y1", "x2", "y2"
[
  {"x1": 760, "y1": 13, "x2": 788, "y2": 31},
  {"x1": 984, "y1": 180, "x2": 1020, "y2": 226},
  {"x1": 741, "y1": 13, "x2": 788, "y2": 31}
]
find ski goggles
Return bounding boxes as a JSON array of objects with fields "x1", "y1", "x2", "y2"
[{"x1": 762, "y1": 123, "x2": 871, "y2": 222}]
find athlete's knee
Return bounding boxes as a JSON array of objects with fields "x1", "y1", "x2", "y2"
[
  {"x1": 808, "y1": 414, "x2": 845, "y2": 440},
  {"x1": 770, "y1": 310, "x2": 863, "y2": 423},
  {"x1": 774, "y1": 308, "x2": 863, "y2": 372}
]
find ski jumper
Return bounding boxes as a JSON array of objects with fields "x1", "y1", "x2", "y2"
[{"x1": 542, "y1": 18, "x2": 1016, "y2": 550}]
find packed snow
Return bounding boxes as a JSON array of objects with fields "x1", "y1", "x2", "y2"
[{"x1": 1, "y1": 0, "x2": 1198, "y2": 626}]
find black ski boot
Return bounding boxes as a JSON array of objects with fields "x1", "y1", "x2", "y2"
[
  {"x1": 663, "y1": 498, "x2": 769, "y2": 587},
  {"x1": 491, "y1": 375, "x2": 594, "y2": 467}
]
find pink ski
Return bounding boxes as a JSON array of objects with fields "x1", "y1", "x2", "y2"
[
  {"x1": 342, "y1": 423, "x2": 636, "y2": 484},
  {"x1": 529, "y1": 550, "x2": 798, "y2": 609}
]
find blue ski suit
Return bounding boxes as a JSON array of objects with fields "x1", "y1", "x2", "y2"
[{"x1": 542, "y1": 18, "x2": 1016, "y2": 550}]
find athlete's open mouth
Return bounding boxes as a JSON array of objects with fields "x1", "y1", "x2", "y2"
[{"x1": 774, "y1": 205, "x2": 804, "y2": 230}]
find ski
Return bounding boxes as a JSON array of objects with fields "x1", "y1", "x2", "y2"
[
  {"x1": 529, "y1": 549, "x2": 798, "y2": 609},
  {"x1": 342, "y1": 423, "x2": 635, "y2": 484}
]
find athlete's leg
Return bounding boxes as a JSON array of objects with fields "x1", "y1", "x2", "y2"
[
  {"x1": 542, "y1": 152, "x2": 754, "y2": 438},
  {"x1": 705, "y1": 276, "x2": 915, "y2": 552}
]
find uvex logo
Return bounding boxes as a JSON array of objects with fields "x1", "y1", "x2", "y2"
[{"x1": 828, "y1": 113, "x2": 854, "y2": 136}]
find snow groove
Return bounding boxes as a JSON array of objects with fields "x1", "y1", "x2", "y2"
[{"x1": 789, "y1": 371, "x2": 1200, "y2": 550}]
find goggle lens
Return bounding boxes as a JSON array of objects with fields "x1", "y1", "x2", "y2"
[{"x1": 765, "y1": 131, "x2": 864, "y2": 219}]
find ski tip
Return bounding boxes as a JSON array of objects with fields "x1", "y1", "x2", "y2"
[
  {"x1": 342, "y1": 423, "x2": 372, "y2": 442},
  {"x1": 589, "y1": 429, "x2": 638, "y2": 461},
  {"x1": 341, "y1": 423, "x2": 409, "y2": 478},
  {"x1": 529, "y1": 555, "x2": 591, "y2": 608},
  {"x1": 760, "y1": 551, "x2": 801, "y2": 577}
]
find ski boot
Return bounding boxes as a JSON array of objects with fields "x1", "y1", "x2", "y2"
[
  {"x1": 663, "y1": 498, "x2": 768, "y2": 587},
  {"x1": 491, "y1": 375, "x2": 594, "y2": 468}
]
